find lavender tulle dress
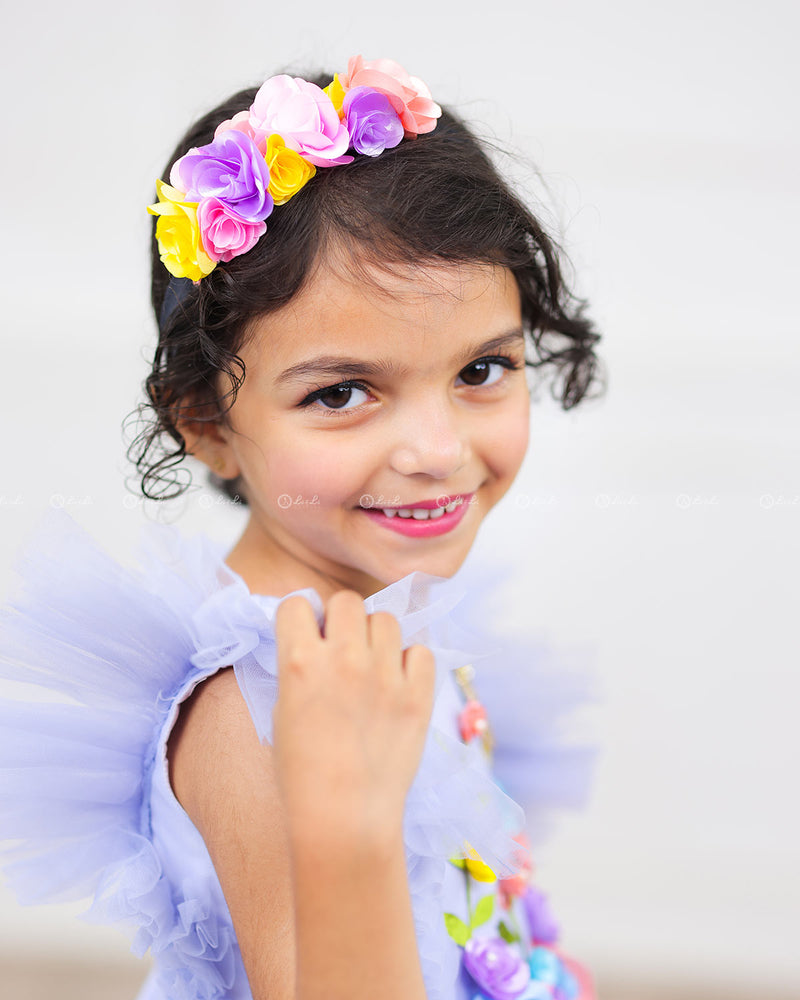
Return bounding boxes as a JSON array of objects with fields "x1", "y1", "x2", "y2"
[{"x1": 0, "y1": 513, "x2": 595, "y2": 1000}]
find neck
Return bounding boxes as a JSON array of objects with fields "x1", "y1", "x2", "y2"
[{"x1": 225, "y1": 516, "x2": 383, "y2": 601}]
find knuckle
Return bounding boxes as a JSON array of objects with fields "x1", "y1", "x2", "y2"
[
  {"x1": 331, "y1": 643, "x2": 366, "y2": 676},
  {"x1": 280, "y1": 639, "x2": 318, "y2": 673}
]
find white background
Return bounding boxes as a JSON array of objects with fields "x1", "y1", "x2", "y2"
[{"x1": 1, "y1": 0, "x2": 798, "y2": 995}]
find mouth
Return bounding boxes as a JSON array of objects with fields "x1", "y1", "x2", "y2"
[{"x1": 358, "y1": 493, "x2": 474, "y2": 538}]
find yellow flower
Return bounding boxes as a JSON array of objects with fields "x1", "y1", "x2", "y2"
[
  {"x1": 323, "y1": 74, "x2": 346, "y2": 116},
  {"x1": 147, "y1": 180, "x2": 215, "y2": 281},
  {"x1": 265, "y1": 135, "x2": 317, "y2": 206},
  {"x1": 450, "y1": 845, "x2": 497, "y2": 883}
]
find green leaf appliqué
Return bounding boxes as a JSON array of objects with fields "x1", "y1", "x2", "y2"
[
  {"x1": 498, "y1": 919, "x2": 520, "y2": 944},
  {"x1": 443, "y1": 912, "x2": 471, "y2": 946},
  {"x1": 471, "y1": 893, "x2": 495, "y2": 929}
]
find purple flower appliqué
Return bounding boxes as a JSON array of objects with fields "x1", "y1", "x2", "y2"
[
  {"x1": 522, "y1": 886, "x2": 560, "y2": 945},
  {"x1": 342, "y1": 86, "x2": 404, "y2": 157},
  {"x1": 170, "y1": 130, "x2": 273, "y2": 222},
  {"x1": 463, "y1": 936, "x2": 531, "y2": 1000}
]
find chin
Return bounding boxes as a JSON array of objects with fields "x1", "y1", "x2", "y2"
[{"x1": 381, "y1": 547, "x2": 474, "y2": 587}]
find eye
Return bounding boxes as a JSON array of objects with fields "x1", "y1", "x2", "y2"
[
  {"x1": 301, "y1": 382, "x2": 371, "y2": 411},
  {"x1": 456, "y1": 357, "x2": 517, "y2": 387}
]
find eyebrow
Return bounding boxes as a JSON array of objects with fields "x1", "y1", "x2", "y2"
[{"x1": 274, "y1": 328, "x2": 526, "y2": 386}]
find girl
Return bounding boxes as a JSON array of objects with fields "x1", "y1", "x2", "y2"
[{"x1": 0, "y1": 56, "x2": 601, "y2": 1000}]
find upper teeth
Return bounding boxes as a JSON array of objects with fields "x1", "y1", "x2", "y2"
[{"x1": 381, "y1": 499, "x2": 461, "y2": 519}]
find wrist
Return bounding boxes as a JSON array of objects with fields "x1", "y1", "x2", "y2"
[{"x1": 287, "y1": 805, "x2": 405, "y2": 866}]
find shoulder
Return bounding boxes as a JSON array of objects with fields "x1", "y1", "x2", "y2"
[
  {"x1": 169, "y1": 668, "x2": 282, "y2": 840},
  {"x1": 168, "y1": 668, "x2": 295, "y2": 993}
]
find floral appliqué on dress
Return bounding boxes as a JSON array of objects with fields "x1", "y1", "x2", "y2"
[{"x1": 446, "y1": 666, "x2": 587, "y2": 1000}]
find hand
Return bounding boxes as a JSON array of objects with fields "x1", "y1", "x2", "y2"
[{"x1": 272, "y1": 589, "x2": 435, "y2": 843}]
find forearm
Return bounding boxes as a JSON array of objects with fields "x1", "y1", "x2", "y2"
[{"x1": 290, "y1": 823, "x2": 427, "y2": 1000}]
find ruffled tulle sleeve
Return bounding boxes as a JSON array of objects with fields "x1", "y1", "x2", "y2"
[{"x1": 0, "y1": 513, "x2": 252, "y2": 999}]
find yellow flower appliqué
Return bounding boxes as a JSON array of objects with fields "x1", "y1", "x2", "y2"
[
  {"x1": 323, "y1": 74, "x2": 346, "y2": 116},
  {"x1": 147, "y1": 181, "x2": 215, "y2": 280},
  {"x1": 450, "y1": 845, "x2": 497, "y2": 883},
  {"x1": 265, "y1": 135, "x2": 317, "y2": 205}
]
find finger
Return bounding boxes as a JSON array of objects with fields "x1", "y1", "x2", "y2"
[
  {"x1": 365, "y1": 611, "x2": 402, "y2": 650},
  {"x1": 275, "y1": 595, "x2": 322, "y2": 672},
  {"x1": 323, "y1": 589, "x2": 368, "y2": 646},
  {"x1": 366, "y1": 611, "x2": 403, "y2": 679},
  {"x1": 402, "y1": 643, "x2": 436, "y2": 706}
]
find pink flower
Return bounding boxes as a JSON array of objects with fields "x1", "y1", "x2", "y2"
[
  {"x1": 215, "y1": 110, "x2": 267, "y2": 155},
  {"x1": 340, "y1": 56, "x2": 442, "y2": 137},
  {"x1": 511, "y1": 831, "x2": 533, "y2": 877},
  {"x1": 459, "y1": 698, "x2": 488, "y2": 742},
  {"x1": 197, "y1": 198, "x2": 266, "y2": 263},
  {"x1": 499, "y1": 833, "x2": 534, "y2": 908},
  {"x1": 498, "y1": 873, "x2": 529, "y2": 908},
  {"x1": 249, "y1": 75, "x2": 353, "y2": 167},
  {"x1": 557, "y1": 953, "x2": 596, "y2": 1000}
]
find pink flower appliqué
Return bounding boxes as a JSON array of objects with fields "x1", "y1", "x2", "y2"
[
  {"x1": 249, "y1": 75, "x2": 353, "y2": 167},
  {"x1": 498, "y1": 832, "x2": 533, "y2": 908},
  {"x1": 459, "y1": 698, "x2": 489, "y2": 743},
  {"x1": 340, "y1": 56, "x2": 442, "y2": 137},
  {"x1": 197, "y1": 198, "x2": 266, "y2": 263}
]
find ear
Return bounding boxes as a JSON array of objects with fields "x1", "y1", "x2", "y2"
[{"x1": 179, "y1": 417, "x2": 242, "y2": 481}]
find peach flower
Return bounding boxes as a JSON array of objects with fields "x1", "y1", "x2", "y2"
[{"x1": 340, "y1": 56, "x2": 441, "y2": 137}]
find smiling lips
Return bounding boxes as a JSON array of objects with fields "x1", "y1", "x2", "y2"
[{"x1": 359, "y1": 494, "x2": 474, "y2": 538}]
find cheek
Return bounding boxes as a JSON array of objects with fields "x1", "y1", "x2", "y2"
[
  {"x1": 488, "y1": 394, "x2": 531, "y2": 481},
  {"x1": 252, "y1": 436, "x2": 368, "y2": 505}
]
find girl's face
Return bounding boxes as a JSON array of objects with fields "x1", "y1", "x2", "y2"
[{"x1": 205, "y1": 257, "x2": 530, "y2": 597}]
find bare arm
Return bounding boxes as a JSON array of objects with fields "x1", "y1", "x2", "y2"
[{"x1": 169, "y1": 590, "x2": 434, "y2": 1000}]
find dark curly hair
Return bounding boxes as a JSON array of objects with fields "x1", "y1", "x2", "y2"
[{"x1": 129, "y1": 76, "x2": 603, "y2": 503}]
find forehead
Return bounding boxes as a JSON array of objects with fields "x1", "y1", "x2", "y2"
[{"x1": 242, "y1": 259, "x2": 521, "y2": 372}]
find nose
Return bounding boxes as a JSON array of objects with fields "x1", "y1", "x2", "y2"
[{"x1": 388, "y1": 400, "x2": 470, "y2": 480}]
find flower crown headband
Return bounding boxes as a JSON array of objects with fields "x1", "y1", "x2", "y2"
[{"x1": 148, "y1": 56, "x2": 441, "y2": 282}]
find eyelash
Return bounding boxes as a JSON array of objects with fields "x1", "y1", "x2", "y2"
[
  {"x1": 456, "y1": 354, "x2": 523, "y2": 387},
  {"x1": 298, "y1": 354, "x2": 523, "y2": 412}
]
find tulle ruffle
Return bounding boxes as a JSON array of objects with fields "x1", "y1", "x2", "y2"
[
  {"x1": 0, "y1": 514, "x2": 242, "y2": 999},
  {"x1": 0, "y1": 512, "x2": 594, "y2": 1000}
]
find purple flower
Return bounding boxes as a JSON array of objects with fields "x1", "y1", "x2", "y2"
[
  {"x1": 170, "y1": 131, "x2": 273, "y2": 222},
  {"x1": 463, "y1": 936, "x2": 531, "y2": 1000},
  {"x1": 342, "y1": 86, "x2": 404, "y2": 157},
  {"x1": 522, "y1": 887, "x2": 560, "y2": 945}
]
